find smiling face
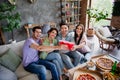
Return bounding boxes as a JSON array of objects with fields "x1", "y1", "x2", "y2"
[
  {"x1": 76, "y1": 25, "x2": 83, "y2": 36},
  {"x1": 48, "y1": 30, "x2": 57, "y2": 39},
  {"x1": 33, "y1": 29, "x2": 42, "y2": 40},
  {"x1": 60, "y1": 25, "x2": 69, "y2": 36}
]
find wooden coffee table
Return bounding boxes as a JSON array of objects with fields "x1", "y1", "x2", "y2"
[{"x1": 68, "y1": 54, "x2": 120, "y2": 80}]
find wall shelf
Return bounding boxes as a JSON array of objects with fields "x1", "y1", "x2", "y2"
[{"x1": 60, "y1": 0, "x2": 81, "y2": 25}]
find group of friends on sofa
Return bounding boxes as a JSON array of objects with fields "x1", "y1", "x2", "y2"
[{"x1": 22, "y1": 22, "x2": 92, "y2": 80}]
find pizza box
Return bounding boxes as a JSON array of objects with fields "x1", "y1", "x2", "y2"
[{"x1": 73, "y1": 68, "x2": 102, "y2": 80}]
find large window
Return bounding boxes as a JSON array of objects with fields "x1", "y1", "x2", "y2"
[{"x1": 90, "y1": 0, "x2": 113, "y2": 27}]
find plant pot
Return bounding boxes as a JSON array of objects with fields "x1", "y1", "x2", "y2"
[{"x1": 87, "y1": 28, "x2": 95, "y2": 37}]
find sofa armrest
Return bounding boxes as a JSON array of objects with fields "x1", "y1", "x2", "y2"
[{"x1": 0, "y1": 65, "x2": 17, "y2": 80}]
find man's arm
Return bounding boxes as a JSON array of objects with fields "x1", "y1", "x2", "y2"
[{"x1": 30, "y1": 43, "x2": 62, "y2": 51}]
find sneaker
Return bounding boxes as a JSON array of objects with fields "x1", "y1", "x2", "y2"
[{"x1": 80, "y1": 57, "x2": 87, "y2": 64}]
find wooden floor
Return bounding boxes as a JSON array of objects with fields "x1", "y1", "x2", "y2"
[{"x1": 87, "y1": 35, "x2": 120, "y2": 61}]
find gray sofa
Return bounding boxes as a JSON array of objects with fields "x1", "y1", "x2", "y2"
[{"x1": 0, "y1": 40, "x2": 52, "y2": 80}]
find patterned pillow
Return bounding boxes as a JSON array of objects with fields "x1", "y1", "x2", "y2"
[{"x1": 0, "y1": 49, "x2": 21, "y2": 72}]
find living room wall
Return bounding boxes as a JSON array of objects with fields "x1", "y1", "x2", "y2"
[{"x1": 0, "y1": 0, "x2": 60, "y2": 44}]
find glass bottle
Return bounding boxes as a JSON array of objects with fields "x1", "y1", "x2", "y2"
[{"x1": 111, "y1": 61, "x2": 117, "y2": 75}]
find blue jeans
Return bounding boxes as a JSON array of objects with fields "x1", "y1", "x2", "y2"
[
  {"x1": 61, "y1": 51, "x2": 82, "y2": 69},
  {"x1": 46, "y1": 52, "x2": 64, "y2": 75},
  {"x1": 24, "y1": 59, "x2": 59, "y2": 80},
  {"x1": 84, "y1": 52, "x2": 92, "y2": 60}
]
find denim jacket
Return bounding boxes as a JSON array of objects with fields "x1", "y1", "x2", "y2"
[{"x1": 56, "y1": 32, "x2": 74, "y2": 42}]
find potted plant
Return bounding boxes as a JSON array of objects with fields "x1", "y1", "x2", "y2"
[
  {"x1": 86, "y1": 8, "x2": 108, "y2": 37},
  {"x1": 0, "y1": 2, "x2": 21, "y2": 43}
]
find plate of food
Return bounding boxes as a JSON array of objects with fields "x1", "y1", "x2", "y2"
[
  {"x1": 73, "y1": 69, "x2": 102, "y2": 80},
  {"x1": 91, "y1": 54, "x2": 115, "y2": 71},
  {"x1": 96, "y1": 57, "x2": 114, "y2": 71}
]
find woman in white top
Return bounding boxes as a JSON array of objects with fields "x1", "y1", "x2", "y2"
[{"x1": 74, "y1": 24, "x2": 91, "y2": 60}]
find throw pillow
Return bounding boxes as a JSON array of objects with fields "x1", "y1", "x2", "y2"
[
  {"x1": 98, "y1": 27, "x2": 112, "y2": 37},
  {"x1": 42, "y1": 24, "x2": 50, "y2": 34},
  {"x1": 0, "y1": 48, "x2": 21, "y2": 72}
]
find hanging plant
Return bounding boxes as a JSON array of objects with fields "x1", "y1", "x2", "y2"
[{"x1": 87, "y1": 8, "x2": 108, "y2": 24}]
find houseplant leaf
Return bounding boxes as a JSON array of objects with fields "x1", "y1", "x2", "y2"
[{"x1": 0, "y1": 2, "x2": 21, "y2": 41}]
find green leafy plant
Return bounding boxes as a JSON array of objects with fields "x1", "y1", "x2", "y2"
[
  {"x1": 87, "y1": 8, "x2": 108, "y2": 27},
  {"x1": 0, "y1": 2, "x2": 21, "y2": 41}
]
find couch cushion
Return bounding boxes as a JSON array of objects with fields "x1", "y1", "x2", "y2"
[
  {"x1": 0, "y1": 44, "x2": 9, "y2": 56},
  {"x1": 0, "y1": 40, "x2": 25, "y2": 58},
  {"x1": 15, "y1": 63, "x2": 31, "y2": 79},
  {"x1": 9, "y1": 40, "x2": 25, "y2": 58},
  {"x1": 46, "y1": 70, "x2": 52, "y2": 80},
  {"x1": 0, "y1": 48, "x2": 21, "y2": 72},
  {"x1": 15, "y1": 63, "x2": 52, "y2": 80},
  {"x1": 19, "y1": 74, "x2": 38, "y2": 80},
  {"x1": 0, "y1": 65, "x2": 17, "y2": 80}
]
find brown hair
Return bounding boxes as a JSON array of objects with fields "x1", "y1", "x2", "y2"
[
  {"x1": 32, "y1": 26, "x2": 41, "y2": 32},
  {"x1": 74, "y1": 24, "x2": 85, "y2": 45},
  {"x1": 59, "y1": 22, "x2": 69, "y2": 28},
  {"x1": 47, "y1": 27, "x2": 58, "y2": 36}
]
